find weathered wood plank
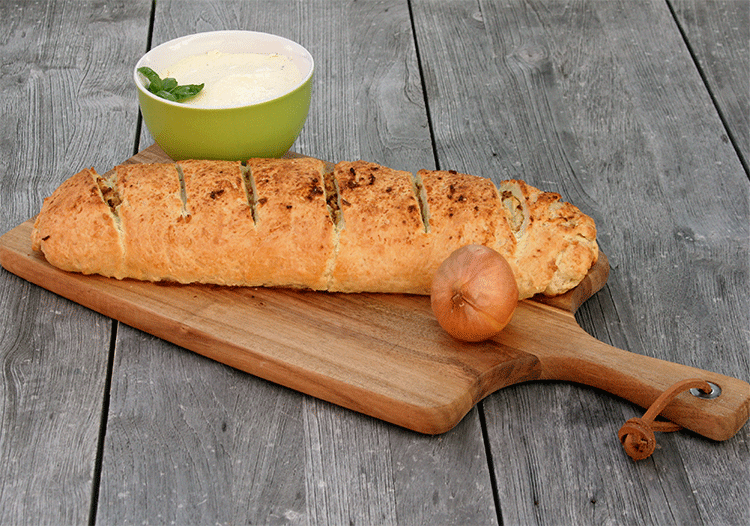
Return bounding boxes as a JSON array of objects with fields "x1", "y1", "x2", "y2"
[
  {"x1": 410, "y1": 0, "x2": 748, "y2": 524},
  {"x1": 97, "y1": 328, "x2": 310, "y2": 524},
  {"x1": 0, "y1": 0, "x2": 151, "y2": 523},
  {"x1": 300, "y1": 5, "x2": 496, "y2": 520},
  {"x1": 5, "y1": 0, "x2": 745, "y2": 524},
  {"x1": 669, "y1": 0, "x2": 749, "y2": 169},
  {"x1": 98, "y1": 1, "x2": 498, "y2": 525}
]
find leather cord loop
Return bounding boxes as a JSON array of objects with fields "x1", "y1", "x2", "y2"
[{"x1": 618, "y1": 379, "x2": 712, "y2": 460}]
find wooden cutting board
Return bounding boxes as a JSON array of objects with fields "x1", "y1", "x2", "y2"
[{"x1": 1, "y1": 145, "x2": 748, "y2": 440}]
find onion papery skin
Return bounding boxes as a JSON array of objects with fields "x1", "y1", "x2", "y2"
[{"x1": 430, "y1": 244, "x2": 518, "y2": 342}]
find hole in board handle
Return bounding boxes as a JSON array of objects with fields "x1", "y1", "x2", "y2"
[{"x1": 689, "y1": 381, "x2": 721, "y2": 399}]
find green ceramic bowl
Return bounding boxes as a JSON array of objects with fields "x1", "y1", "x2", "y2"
[{"x1": 134, "y1": 30, "x2": 314, "y2": 161}]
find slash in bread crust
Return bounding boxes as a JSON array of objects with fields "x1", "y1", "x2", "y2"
[
  {"x1": 169, "y1": 159, "x2": 255, "y2": 285},
  {"x1": 330, "y1": 161, "x2": 431, "y2": 293},
  {"x1": 31, "y1": 158, "x2": 599, "y2": 299},
  {"x1": 247, "y1": 157, "x2": 335, "y2": 290},
  {"x1": 31, "y1": 168, "x2": 125, "y2": 278},
  {"x1": 498, "y1": 179, "x2": 599, "y2": 296},
  {"x1": 114, "y1": 163, "x2": 185, "y2": 282},
  {"x1": 417, "y1": 169, "x2": 518, "y2": 293}
]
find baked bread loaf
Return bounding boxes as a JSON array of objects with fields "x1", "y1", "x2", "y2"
[{"x1": 31, "y1": 158, "x2": 598, "y2": 299}]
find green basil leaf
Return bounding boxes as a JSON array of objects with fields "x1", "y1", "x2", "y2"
[
  {"x1": 161, "y1": 77, "x2": 178, "y2": 92},
  {"x1": 170, "y1": 83, "x2": 204, "y2": 101},
  {"x1": 137, "y1": 67, "x2": 204, "y2": 102},
  {"x1": 137, "y1": 66, "x2": 163, "y2": 93},
  {"x1": 154, "y1": 90, "x2": 178, "y2": 101}
]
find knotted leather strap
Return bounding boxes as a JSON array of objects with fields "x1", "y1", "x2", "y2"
[{"x1": 618, "y1": 378, "x2": 712, "y2": 460}]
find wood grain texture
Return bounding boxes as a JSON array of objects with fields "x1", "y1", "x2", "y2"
[
  {"x1": 108, "y1": 2, "x2": 496, "y2": 525},
  {"x1": 410, "y1": 0, "x2": 749, "y2": 524},
  {"x1": 296, "y1": 0, "x2": 434, "y2": 171},
  {"x1": 2, "y1": 0, "x2": 748, "y2": 524},
  {"x1": 99, "y1": 327, "x2": 309, "y2": 525},
  {"x1": 3, "y1": 218, "x2": 748, "y2": 441},
  {"x1": 0, "y1": 274, "x2": 111, "y2": 525},
  {"x1": 0, "y1": 1, "x2": 150, "y2": 524},
  {"x1": 670, "y1": 0, "x2": 750, "y2": 169},
  {"x1": 0, "y1": 215, "x2": 599, "y2": 430}
]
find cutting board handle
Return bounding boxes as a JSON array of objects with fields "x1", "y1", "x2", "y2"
[
  {"x1": 511, "y1": 253, "x2": 749, "y2": 442},
  {"x1": 527, "y1": 310, "x2": 750, "y2": 442}
]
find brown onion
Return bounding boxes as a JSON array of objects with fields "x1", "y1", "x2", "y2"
[{"x1": 430, "y1": 244, "x2": 519, "y2": 342}]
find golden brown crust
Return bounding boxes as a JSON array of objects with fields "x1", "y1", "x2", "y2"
[
  {"x1": 498, "y1": 180, "x2": 599, "y2": 297},
  {"x1": 173, "y1": 159, "x2": 254, "y2": 285},
  {"x1": 331, "y1": 161, "x2": 431, "y2": 293},
  {"x1": 32, "y1": 168, "x2": 124, "y2": 278},
  {"x1": 417, "y1": 169, "x2": 518, "y2": 294},
  {"x1": 247, "y1": 157, "x2": 335, "y2": 289},
  {"x1": 114, "y1": 163, "x2": 185, "y2": 282},
  {"x1": 31, "y1": 159, "x2": 598, "y2": 298}
]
